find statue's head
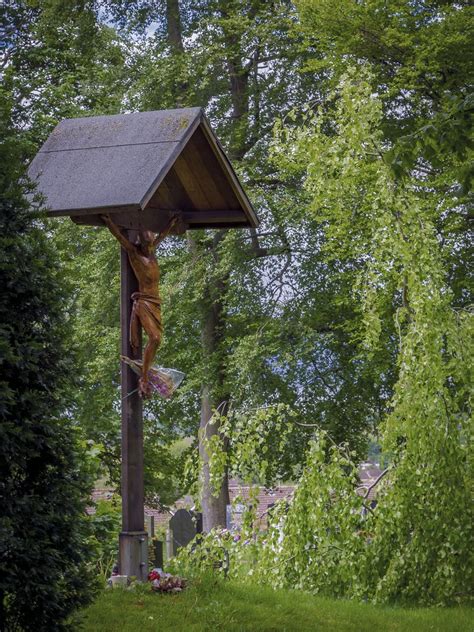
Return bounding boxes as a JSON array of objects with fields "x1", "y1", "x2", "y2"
[{"x1": 137, "y1": 230, "x2": 155, "y2": 254}]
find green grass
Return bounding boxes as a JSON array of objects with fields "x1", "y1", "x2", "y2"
[{"x1": 80, "y1": 578, "x2": 473, "y2": 632}]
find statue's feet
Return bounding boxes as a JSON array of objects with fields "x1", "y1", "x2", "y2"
[{"x1": 139, "y1": 377, "x2": 152, "y2": 399}]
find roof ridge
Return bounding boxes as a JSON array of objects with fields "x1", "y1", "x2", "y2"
[
  {"x1": 58, "y1": 106, "x2": 203, "y2": 124},
  {"x1": 39, "y1": 139, "x2": 178, "y2": 154}
]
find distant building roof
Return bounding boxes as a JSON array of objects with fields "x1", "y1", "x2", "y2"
[
  {"x1": 357, "y1": 463, "x2": 385, "y2": 501},
  {"x1": 89, "y1": 464, "x2": 386, "y2": 529}
]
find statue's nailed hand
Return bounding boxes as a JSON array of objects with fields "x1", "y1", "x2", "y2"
[
  {"x1": 169, "y1": 212, "x2": 186, "y2": 235},
  {"x1": 168, "y1": 213, "x2": 179, "y2": 226}
]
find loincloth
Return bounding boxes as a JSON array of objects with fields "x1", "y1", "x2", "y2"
[{"x1": 131, "y1": 291, "x2": 163, "y2": 333}]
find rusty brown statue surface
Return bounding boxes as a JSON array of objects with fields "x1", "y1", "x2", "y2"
[{"x1": 102, "y1": 214, "x2": 178, "y2": 398}]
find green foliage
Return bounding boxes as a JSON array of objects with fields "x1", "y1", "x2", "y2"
[
  {"x1": 87, "y1": 498, "x2": 122, "y2": 582},
  {"x1": 0, "y1": 90, "x2": 98, "y2": 630},
  {"x1": 296, "y1": 0, "x2": 474, "y2": 188},
  {"x1": 197, "y1": 404, "x2": 299, "y2": 496},
  {"x1": 3, "y1": 0, "x2": 127, "y2": 142},
  {"x1": 168, "y1": 529, "x2": 235, "y2": 580},
  {"x1": 177, "y1": 429, "x2": 370, "y2": 592},
  {"x1": 82, "y1": 0, "x2": 374, "y2": 512},
  {"x1": 169, "y1": 517, "x2": 259, "y2": 583},
  {"x1": 267, "y1": 68, "x2": 473, "y2": 604},
  {"x1": 184, "y1": 65, "x2": 472, "y2": 605},
  {"x1": 20, "y1": 0, "x2": 378, "y2": 514},
  {"x1": 257, "y1": 432, "x2": 368, "y2": 597},
  {"x1": 7, "y1": 4, "x2": 471, "y2": 601}
]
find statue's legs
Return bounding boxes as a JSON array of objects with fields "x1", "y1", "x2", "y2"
[
  {"x1": 134, "y1": 303, "x2": 162, "y2": 398},
  {"x1": 130, "y1": 300, "x2": 140, "y2": 351}
]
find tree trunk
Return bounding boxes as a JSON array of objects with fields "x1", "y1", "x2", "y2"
[
  {"x1": 166, "y1": 0, "x2": 184, "y2": 54},
  {"x1": 199, "y1": 385, "x2": 230, "y2": 532},
  {"x1": 198, "y1": 255, "x2": 230, "y2": 531},
  {"x1": 219, "y1": 3, "x2": 251, "y2": 160},
  {"x1": 184, "y1": 3, "x2": 255, "y2": 529},
  {"x1": 165, "y1": 0, "x2": 188, "y2": 106}
]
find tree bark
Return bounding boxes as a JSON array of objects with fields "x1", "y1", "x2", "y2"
[
  {"x1": 184, "y1": 4, "x2": 264, "y2": 530},
  {"x1": 199, "y1": 385, "x2": 230, "y2": 532},
  {"x1": 219, "y1": 3, "x2": 251, "y2": 160},
  {"x1": 166, "y1": 0, "x2": 184, "y2": 54},
  {"x1": 165, "y1": 0, "x2": 188, "y2": 106},
  {"x1": 194, "y1": 5, "x2": 260, "y2": 527},
  {"x1": 187, "y1": 232, "x2": 231, "y2": 531},
  {"x1": 199, "y1": 238, "x2": 230, "y2": 531}
]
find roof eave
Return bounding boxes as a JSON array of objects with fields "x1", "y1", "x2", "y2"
[
  {"x1": 199, "y1": 115, "x2": 259, "y2": 228},
  {"x1": 139, "y1": 110, "x2": 260, "y2": 229}
]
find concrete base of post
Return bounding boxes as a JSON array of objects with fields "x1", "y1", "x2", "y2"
[{"x1": 119, "y1": 531, "x2": 148, "y2": 581}]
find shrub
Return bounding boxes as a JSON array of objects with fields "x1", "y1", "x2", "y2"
[{"x1": 0, "y1": 91, "x2": 98, "y2": 631}]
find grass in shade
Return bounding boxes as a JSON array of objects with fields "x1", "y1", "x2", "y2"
[{"x1": 79, "y1": 577, "x2": 473, "y2": 632}]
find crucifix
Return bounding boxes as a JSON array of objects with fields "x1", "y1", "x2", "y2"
[
  {"x1": 28, "y1": 107, "x2": 258, "y2": 580},
  {"x1": 101, "y1": 214, "x2": 179, "y2": 399}
]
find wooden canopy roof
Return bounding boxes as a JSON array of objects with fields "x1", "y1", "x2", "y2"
[{"x1": 28, "y1": 108, "x2": 258, "y2": 232}]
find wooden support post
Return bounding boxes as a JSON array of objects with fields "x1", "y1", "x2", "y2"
[{"x1": 119, "y1": 235, "x2": 148, "y2": 580}]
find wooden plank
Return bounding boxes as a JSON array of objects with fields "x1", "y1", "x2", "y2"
[
  {"x1": 120, "y1": 238, "x2": 144, "y2": 534},
  {"x1": 178, "y1": 133, "x2": 229, "y2": 210},
  {"x1": 50, "y1": 204, "x2": 140, "y2": 218},
  {"x1": 173, "y1": 153, "x2": 211, "y2": 209},
  {"x1": 119, "y1": 235, "x2": 148, "y2": 580},
  {"x1": 72, "y1": 208, "x2": 174, "y2": 231},
  {"x1": 103, "y1": 208, "x2": 174, "y2": 232},
  {"x1": 185, "y1": 127, "x2": 241, "y2": 210},
  {"x1": 157, "y1": 166, "x2": 196, "y2": 211},
  {"x1": 148, "y1": 180, "x2": 175, "y2": 210},
  {"x1": 73, "y1": 208, "x2": 247, "y2": 231},
  {"x1": 183, "y1": 210, "x2": 246, "y2": 224}
]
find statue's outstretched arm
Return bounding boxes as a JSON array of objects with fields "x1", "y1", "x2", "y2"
[
  {"x1": 101, "y1": 215, "x2": 135, "y2": 254},
  {"x1": 153, "y1": 214, "x2": 179, "y2": 248}
]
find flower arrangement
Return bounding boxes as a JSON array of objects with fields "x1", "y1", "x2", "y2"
[
  {"x1": 148, "y1": 568, "x2": 186, "y2": 593},
  {"x1": 121, "y1": 356, "x2": 185, "y2": 398}
]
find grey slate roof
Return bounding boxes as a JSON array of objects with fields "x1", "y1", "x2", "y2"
[{"x1": 27, "y1": 108, "x2": 258, "y2": 230}]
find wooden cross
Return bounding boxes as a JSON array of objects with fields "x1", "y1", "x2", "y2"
[{"x1": 28, "y1": 107, "x2": 258, "y2": 579}]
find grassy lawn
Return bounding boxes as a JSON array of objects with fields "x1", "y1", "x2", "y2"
[{"x1": 80, "y1": 578, "x2": 473, "y2": 631}]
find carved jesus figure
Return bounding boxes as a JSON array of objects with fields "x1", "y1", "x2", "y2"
[{"x1": 101, "y1": 214, "x2": 177, "y2": 398}]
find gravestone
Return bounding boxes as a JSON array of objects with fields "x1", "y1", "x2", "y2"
[
  {"x1": 153, "y1": 540, "x2": 164, "y2": 568},
  {"x1": 226, "y1": 503, "x2": 246, "y2": 532},
  {"x1": 169, "y1": 509, "x2": 201, "y2": 555},
  {"x1": 145, "y1": 514, "x2": 155, "y2": 537}
]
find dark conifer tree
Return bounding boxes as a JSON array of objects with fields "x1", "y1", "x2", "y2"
[{"x1": 0, "y1": 90, "x2": 97, "y2": 631}]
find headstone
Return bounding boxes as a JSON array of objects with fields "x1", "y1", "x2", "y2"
[
  {"x1": 153, "y1": 540, "x2": 164, "y2": 568},
  {"x1": 169, "y1": 509, "x2": 199, "y2": 555},
  {"x1": 110, "y1": 575, "x2": 128, "y2": 588},
  {"x1": 145, "y1": 514, "x2": 155, "y2": 537},
  {"x1": 195, "y1": 512, "x2": 203, "y2": 535},
  {"x1": 165, "y1": 529, "x2": 173, "y2": 560},
  {"x1": 226, "y1": 503, "x2": 246, "y2": 532}
]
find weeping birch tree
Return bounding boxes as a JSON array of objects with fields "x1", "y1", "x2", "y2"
[{"x1": 261, "y1": 67, "x2": 473, "y2": 604}]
